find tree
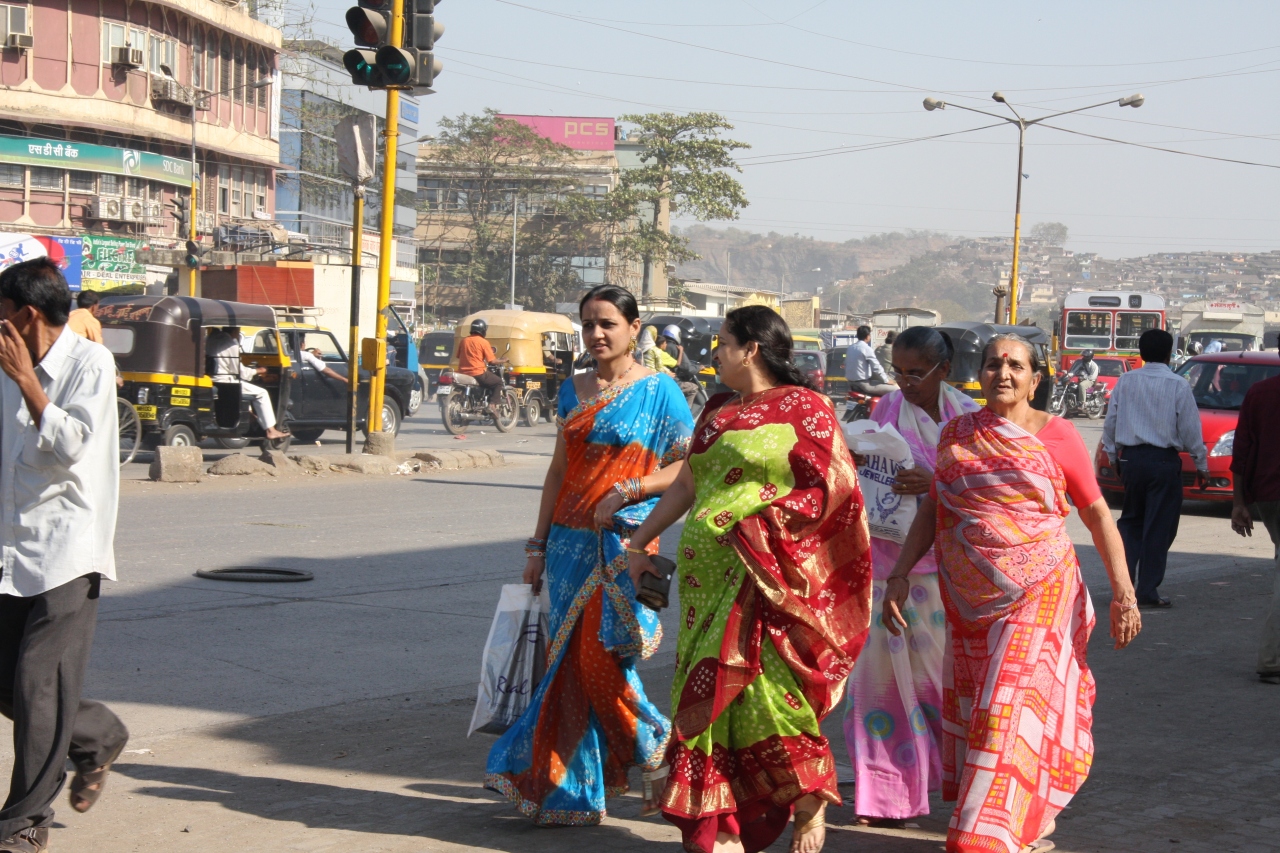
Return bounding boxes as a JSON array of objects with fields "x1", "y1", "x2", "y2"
[
  {"x1": 1029, "y1": 222, "x2": 1068, "y2": 246},
  {"x1": 606, "y1": 113, "x2": 750, "y2": 297},
  {"x1": 418, "y1": 111, "x2": 588, "y2": 310}
]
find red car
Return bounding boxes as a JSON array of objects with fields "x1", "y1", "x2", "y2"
[
  {"x1": 792, "y1": 350, "x2": 825, "y2": 390},
  {"x1": 1092, "y1": 356, "x2": 1129, "y2": 393},
  {"x1": 1094, "y1": 352, "x2": 1280, "y2": 502}
]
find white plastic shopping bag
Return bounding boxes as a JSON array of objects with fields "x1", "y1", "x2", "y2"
[
  {"x1": 468, "y1": 583, "x2": 549, "y2": 737},
  {"x1": 844, "y1": 419, "x2": 918, "y2": 545}
]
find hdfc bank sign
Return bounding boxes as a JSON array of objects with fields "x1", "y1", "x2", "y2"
[{"x1": 498, "y1": 115, "x2": 615, "y2": 151}]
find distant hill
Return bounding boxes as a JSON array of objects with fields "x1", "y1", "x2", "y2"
[{"x1": 673, "y1": 226, "x2": 953, "y2": 295}]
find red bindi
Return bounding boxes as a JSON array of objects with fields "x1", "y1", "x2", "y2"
[{"x1": 1001, "y1": 352, "x2": 1009, "y2": 358}]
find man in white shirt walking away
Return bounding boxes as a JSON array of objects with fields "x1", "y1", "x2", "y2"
[
  {"x1": 0, "y1": 258, "x2": 128, "y2": 852},
  {"x1": 1102, "y1": 328, "x2": 1208, "y2": 609},
  {"x1": 845, "y1": 325, "x2": 895, "y2": 397}
]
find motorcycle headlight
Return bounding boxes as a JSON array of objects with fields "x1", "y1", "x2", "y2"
[{"x1": 1209, "y1": 429, "x2": 1234, "y2": 457}]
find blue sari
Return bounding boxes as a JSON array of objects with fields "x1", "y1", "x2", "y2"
[{"x1": 485, "y1": 373, "x2": 694, "y2": 825}]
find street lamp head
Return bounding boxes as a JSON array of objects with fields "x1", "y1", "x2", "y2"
[
  {"x1": 923, "y1": 97, "x2": 946, "y2": 111},
  {"x1": 159, "y1": 63, "x2": 174, "y2": 78},
  {"x1": 1119, "y1": 93, "x2": 1145, "y2": 108},
  {"x1": 992, "y1": 91, "x2": 1007, "y2": 103}
]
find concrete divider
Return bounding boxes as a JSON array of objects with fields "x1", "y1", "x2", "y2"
[
  {"x1": 413, "y1": 449, "x2": 506, "y2": 470},
  {"x1": 149, "y1": 446, "x2": 204, "y2": 482}
]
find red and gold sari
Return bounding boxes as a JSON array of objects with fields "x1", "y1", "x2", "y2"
[
  {"x1": 933, "y1": 408, "x2": 1097, "y2": 853},
  {"x1": 661, "y1": 387, "x2": 873, "y2": 853}
]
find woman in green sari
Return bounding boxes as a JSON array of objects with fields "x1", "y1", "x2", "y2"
[{"x1": 627, "y1": 306, "x2": 873, "y2": 853}]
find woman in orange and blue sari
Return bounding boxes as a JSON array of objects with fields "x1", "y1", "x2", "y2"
[
  {"x1": 883, "y1": 333, "x2": 1142, "y2": 853},
  {"x1": 485, "y1": 284, "x2": 694, "y2": 825}
]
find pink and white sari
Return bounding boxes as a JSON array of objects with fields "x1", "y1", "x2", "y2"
[
  {"x1": 843, "y1": 384, "x2": 978, "y2": 820},
  {"x1": 934, "y1": 408, "x2": 1096, "y2": 853}
]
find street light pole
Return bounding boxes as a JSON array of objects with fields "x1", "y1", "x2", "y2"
[
  {"x1": 923, "y1": 91, "x2": 1145, "y2": 324},
  {"x1": 510, "y1": 193, "x2": 518, "y2": 308}
]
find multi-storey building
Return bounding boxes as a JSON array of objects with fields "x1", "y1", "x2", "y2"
[{"x1": 0, "y1": 0, "x2": 280, "y2": 290}]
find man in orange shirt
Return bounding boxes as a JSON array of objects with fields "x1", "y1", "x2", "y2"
[
  {"x1": 66, "y1": 291, "x2": 103, "y2": 344},
  {"x1": 456, "y1": 318, "x2": 506, "y2": 409}
]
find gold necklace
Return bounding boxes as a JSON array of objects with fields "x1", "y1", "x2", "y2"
[
  {"x1": 734, "y1": 385, "x2": 779, "y2": 411},
  {"x1": 595, "y1": 360, "x2": 635, "y2": 389}
]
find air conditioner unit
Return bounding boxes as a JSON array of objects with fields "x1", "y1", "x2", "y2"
[
  {"x1": 112, "y1": 46, "x2": 143, "y2": 68},
  {"x1": 147, "y1": 203, "x2": 163, "y2": 220},
  {"x1": 91, "y1": 196, "x2": 123, "y2": 220},
  {"x1": 150, "y1": 77, "x2": 193, "y2": 106},
  {"x1": 121, "y1": 199, "x2": 146, "y2": 222},
  {"x1": 197, "y1": 212, "x2": 214, "y2": 233},
  {"x1": 6, "y1": 33, "x2": 33, "y2": 50}
]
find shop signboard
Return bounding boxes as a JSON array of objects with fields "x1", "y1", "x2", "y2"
[
  {"x1": 81, "y1": 234, "x2": 147, "y2": 292},
  {"x1": 0, "y1": 232, "x2": 83, "y2": 290},
  {"x1": 0, "y1": 135, "x2": 192, "y2": 187}
]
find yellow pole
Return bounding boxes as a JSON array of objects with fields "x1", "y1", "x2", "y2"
[
  {"x1": 367, "y1": 0, "x2": 402, "y2": 434},
  {"x1": 189, "y1": 113, "x2": 199, "y2": 297},
  {"x1": 347, "y1": 190, "x2": 364, "y2": 454},
  {"x1": 1007, "y1": 123, "x2": 1026, "y2": 326}
]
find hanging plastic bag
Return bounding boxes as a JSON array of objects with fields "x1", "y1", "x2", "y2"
[
  {"x1": 844, "y1": 419, "x2": 917, "y2": 545},
  {"x1": 468, "y1": 583, "x2": 548, "y2": 737}
]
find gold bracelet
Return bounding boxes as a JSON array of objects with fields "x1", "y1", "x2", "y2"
[{"x1": 625, "y1": 547, "x2": 649, "y2": 556}]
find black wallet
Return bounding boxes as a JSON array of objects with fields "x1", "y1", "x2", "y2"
[{"x1": 636, "y1": 555, "x2": 676, "y2": 611}]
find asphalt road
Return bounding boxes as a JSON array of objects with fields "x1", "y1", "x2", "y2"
[{"x1": 5, "y1": 404, "x2": 1276, "y2": 852}]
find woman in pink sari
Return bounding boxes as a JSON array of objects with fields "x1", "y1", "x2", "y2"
[
  {"x1": 883, "y1": 333, "x2": 1142, "y2": 853},
  {"x1": 844, "y1": 327, "x2": 979, "y2": 826}
]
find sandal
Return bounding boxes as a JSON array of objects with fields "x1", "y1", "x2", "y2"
[
  {"x1": 1021, "y1": 819, "x2": 1056, "y2": 853},
  {"x1": 70, "y1": 740, "x2": 127, "y2": 814},
  {"x1": 790, "y1": 804, "x2": 826, "y2": 853},
  {"x1": 640, "y1": 765, "x2": 670, "y2": 817}
]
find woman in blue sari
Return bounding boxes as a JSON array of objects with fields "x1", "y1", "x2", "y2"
[{"x1": 486, "y1": 285, "x2": 694, "y2": 826}]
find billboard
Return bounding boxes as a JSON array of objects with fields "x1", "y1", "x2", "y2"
[
  {"x1": 0, "y1": 135, "x2": 192, "y2": 187},
  {"x1": 81, "y1": 235, "x2": 147, "y2": 292},
  {"x1": 0, "y1": 232, "x2": 83, "y2": 290},
  {"x1": 497, "y1": 115, "x2": 615, "y2": 151}
]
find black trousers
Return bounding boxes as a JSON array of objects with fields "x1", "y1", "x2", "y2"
[
  {"x1": 1117, "y1": 444, "x2": 1183, "y2": 603},
  {"x1": 474, "y1": 370, "x2": 503, "y2": 403},
  {"x1": 0, "y1": 575, "x2": 128, "y2": 838}
]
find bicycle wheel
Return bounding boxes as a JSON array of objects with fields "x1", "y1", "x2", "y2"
[{"x1": 117, "y1": 398, "x2": 141, "y2": 466}]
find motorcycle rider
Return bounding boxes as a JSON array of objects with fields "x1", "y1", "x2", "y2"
[
  {"x1": 1064, "y1": 350, "x2": 1100, "y2": 410},
  {"x1": 845, "y1": 325, "x2": 895, "y2": 397},
  {"x1": 455, "y1": 318, "x2": 507, "y2": 412},
  {"x1": 658, "y1": 324, "x2": 701, "y2": 407}
]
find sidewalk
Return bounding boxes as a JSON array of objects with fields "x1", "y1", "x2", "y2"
[{"x1": 46, "y1": 559, "x2": 1279, "y2": 852}]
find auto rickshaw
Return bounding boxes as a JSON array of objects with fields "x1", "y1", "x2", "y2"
[
  {"x1": 936, "y1": 321, "x2": 1054, "y2": 411},
  {"x1": 96, "y1": 295, "x2": 294, "y2": 449},
  {"x1": 449, "y1": 310, "x2": 577, "y2": 426},
  {"x1": 644, "y1": 314, "x2": 720, "y2": 390},
  {"x1": 419, "y1": 329, "x2": 456, "y2": 396}
]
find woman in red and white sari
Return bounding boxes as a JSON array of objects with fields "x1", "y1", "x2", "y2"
[{"x1": 882, "y1": 333, "x2": 1142, "y2": 853}]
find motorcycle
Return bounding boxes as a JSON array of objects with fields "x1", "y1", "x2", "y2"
[
  {"x1": 1049, "y1": 374, "x2": 1107, "y2": 420},
  {"x1": 438, "y1": 364, "x2": 520, "y2": 434},
  {"x1": 842, "y1": 389, "x2": 881, "y2": 423}
]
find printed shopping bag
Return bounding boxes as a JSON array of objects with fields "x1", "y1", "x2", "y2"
[
  {"x1": 468, "y1": 583, "x2": 548, "y2": 736},
  {"x1": 844, "y1": 419, "x2": 917, "y2": 545}
]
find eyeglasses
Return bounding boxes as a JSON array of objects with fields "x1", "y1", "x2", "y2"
[{"x1": 891, "y1": 362, "x2": 940, "y2": 386}]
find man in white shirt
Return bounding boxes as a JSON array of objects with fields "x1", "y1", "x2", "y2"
[
  {"x1": 844, "y1": 325, "x2": 895, "y2": 397},
  {"x1": 1102, "y1": 328, "x2": 1208, "y2": 609},
  {"x1": 0, "y1": 258, "x2": 128, "y2": 852},
  {"x1": 205, "y1": 326, "x2": 289, "y2": 440}
]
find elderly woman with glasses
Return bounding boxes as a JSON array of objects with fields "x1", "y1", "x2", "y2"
[
  {"x1": 843, "y1": 326, "x2": 980, "y2": 828},
  {"x1": 883, "y1": 333, "x2": 1141, "y2": 853}
]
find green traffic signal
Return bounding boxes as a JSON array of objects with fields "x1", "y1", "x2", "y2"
[
  {"x1": 343, "y1": 48, "x2": 385, "y2": 87},
  {"x1": 375, "y1": 45, "x2": 414, "y2": 86}
]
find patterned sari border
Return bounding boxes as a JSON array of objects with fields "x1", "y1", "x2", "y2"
[{"x1": 484, "y1": 773, "x2": 605, "y2": 827}]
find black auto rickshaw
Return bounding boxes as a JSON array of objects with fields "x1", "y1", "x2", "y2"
[
  {"x1": 937, "y1": 321, "x2": 1054, "y2": 410},
  {"x1": 643, "y1": 314, "x2": 719, "y2": 390},
  {"x1": 419, "y1": 329, "x2": 455, "y2": 396},
  {"x1": 97, "y1": 296, "x2": 293, "y2": 449}
]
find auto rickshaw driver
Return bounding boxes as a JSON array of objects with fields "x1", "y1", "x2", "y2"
[{"x1": 206, "y1": 326, "x2": 290, "y2": 440}]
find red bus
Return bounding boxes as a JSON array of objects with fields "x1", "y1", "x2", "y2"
[{"x1": 1058, "y1": 291, "x2": 1165, "y2": 371}]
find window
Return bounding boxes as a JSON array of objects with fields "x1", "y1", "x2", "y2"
[
  {"x1": 100, "y1": 174, "x2": 121, "y2": 195},
  {"x1": 254, "y1": 170, "x2": 265, "y2": 213},
  {"x1": 148, "y1": 181, "x2": 162, "y2": 203},
  {"x1": 2, "y1": 4, "x2": 27, "y2": 36},
  {"x1": 149, "y1": 35, "x2": 176, "y2": 76},
  {"x1": 1179, "y1": 361, "x2": 1280, "y2": 411},
  {"x1": 230, "y1": 166, "x2": 242, "y2": 216},
  {"x1": 246, "y1": 52, "x2": 257, "y2": 104},
  {"x1": 126, "y1": 177, "x2": 145, "y2": 198},
  {"x1": 69, "y1": 171, "x2": 96, "y2": 192},
  {"x1": 569, "y1": 256, "x2": 605, "y2": 285},
  {"x1": 102, "y1": 327, "x2": 135, "y2": 356},
  {"x1": 256, "y1": 51, "x2": 270, "y2": 108},
  {"x1": 250, "y1": 329, "x2": 277, "y2": 354},
  {"x1": 220, "y1": 37, "x2": 231, "y2": 92},
  {"x1": 102, "y1": 22, "x2": 124, "y2": 60},
  {"x1": 1064, "y1": 310, "x2": 1112, "y2": 350},
  {"x1": 29, "y1": 167, "x2": 63, "y2": 190},
  {"x1": 206, "y1": 31, "x2": 218, "y2": 94},
  {"x1": 191, "y1": 28, "x2": 203, "y2": 89},
  {"x1": 218, "y1": 165, "x2": 229, "y2": 214},
  {"x1": 299, "y1": 331, "x2": 344, "y2": 362},
  {"x1": 0, "y1": 163, "x2": 22, "y2": 186},
  {"x1": 233, "y1": 41, "x2": 244, "y2": 101},
  {"x1": 1115, "y1": 312, "x2": 1160, "y2": 351}
]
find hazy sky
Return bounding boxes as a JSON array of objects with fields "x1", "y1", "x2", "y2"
[{"x1": 306, "y1": 0, "x2": 1280, "y2": 258}]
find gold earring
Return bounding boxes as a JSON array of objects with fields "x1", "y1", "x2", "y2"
[
  {"x1": 741, "y1": 357, "x2": 750, "y2": 366},
  {"x1": 628, "y1": 337, "x2": 637, "y2": 353}
]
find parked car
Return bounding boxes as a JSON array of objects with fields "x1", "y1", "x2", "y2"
[
  {"x1": 792, "y1": 350, "x2": 825, "y2": 390},
  {"x1": 823, "y1": 347, "x2": 848, "y2": 402},
  {"x1": 1094, "y1": 351, "x2": 1280, "y2": 502}
]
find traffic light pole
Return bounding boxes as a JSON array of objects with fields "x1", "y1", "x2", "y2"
[
  {"x1": 367, "y1": 0, "x2": 403, "y2": 436},
  {"x1": 347, "y1": 186, "x2": 365, "y2": 454},
  {"x1": 189, "y1": 108, "x2": 198, "y2": 297}
]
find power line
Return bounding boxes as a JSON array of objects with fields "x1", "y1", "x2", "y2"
[{"x1": 1036, "y1": 123, "x2": 1280, "y2": 169}]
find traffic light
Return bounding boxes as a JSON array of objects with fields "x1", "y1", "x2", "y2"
[
  {"x1": 169, "y1": 196, "x2": 190, "y2": 237},
  {"x1": 343, "y1": 0, "x2": 392, "y2": 87},
  {"x1": 374, "y1": 2, "x2": 444, "y2": 87},
  {"x1": 184, "y1": 239, "x2": 203, "y2": 268}
]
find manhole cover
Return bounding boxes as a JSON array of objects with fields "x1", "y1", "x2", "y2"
[{"x1": 196, "y1": 567, "x2": 314, "y2": 583}]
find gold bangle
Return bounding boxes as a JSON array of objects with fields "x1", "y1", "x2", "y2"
[{"x1": 625, "y1": 547, "x2": 649, "y2": 556}]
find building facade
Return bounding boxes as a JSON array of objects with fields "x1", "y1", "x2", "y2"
[{"x1": 0, "y1": 0, "x2": 281, "y2": 290}]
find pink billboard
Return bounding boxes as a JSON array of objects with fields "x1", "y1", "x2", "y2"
[{"x1": 498, "y1": 115, "x2": 615, "y2": 151}]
